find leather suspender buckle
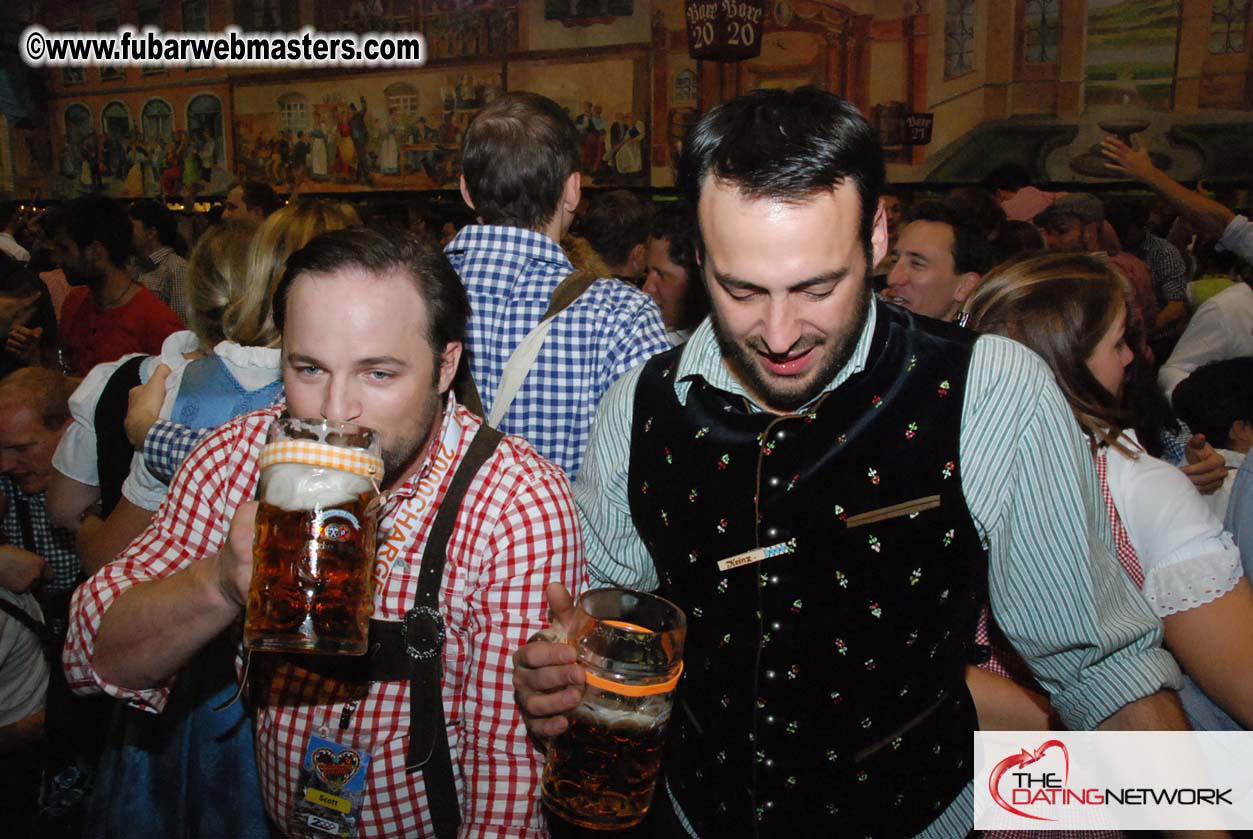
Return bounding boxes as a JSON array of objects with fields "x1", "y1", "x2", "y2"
[{"x1": 401, "y1": 605, "x2": 445, "y2": 661}]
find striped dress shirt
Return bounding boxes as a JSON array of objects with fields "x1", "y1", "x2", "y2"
[{"x1": 574, "y1": 301, "x2": 1182, "y2": 838}]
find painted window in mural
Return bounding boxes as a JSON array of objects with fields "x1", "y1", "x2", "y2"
[
  {"x1": 279, "y1": 93, "x2": 310, "y2": 131},
  {"x1": 674, "y1": 69, "x2": 697, "y2": 103},
  {"x1": 188, "y1": 94, "x2": 225, "y2": 168},
  {"x1": 102, "y1": 102, "x2": 131, "y2": 138},
  {"x1": 60, "y1": 24, "x2": 85, "y2": 85},
  {"x1": 1023, "y1": 0, "x2": 1060, "y2": 64},
  {"x1": 237, "y1": 0, "x2": 300, "y2": 30},
  {"x1": 544, "y1": 0, "x2": 632, "y2": 20},
  {"x1": 98, "y1": 13, "x2": 125, "y2": 82},
  {"x1": 182, "y1": 0, "x2": 208, "y2": 31},
  {"x1": 1211, "y1": 0, "x2": 1250, "y2": 54},
  {"x1": 386, "y1": 83, "x2": 419, "y2": 118},
  {"x1": 944, "y1": 0, "x2": 976, "y2": 78},
  {"x1": 138, "y1": 2, "x2": 165, "y2": 74},
  {"x1": 63, "y1": 105, "x2": 92, "y2": 183},
  {"x1": 143, "y1": 100, "x2": 174, "y2": 144}
]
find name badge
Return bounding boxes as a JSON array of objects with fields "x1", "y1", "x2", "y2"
[
  {"x1": 717, "y1": 539, "x2": 797, "y2": 572},
  {"x1": 290, "y1": 735, "x2": 373, "y2": 838}
]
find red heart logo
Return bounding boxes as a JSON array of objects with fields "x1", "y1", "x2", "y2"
[
  {"x1": 311, "y1": 746, "x2": 362, "y2": 793},
  {"x1": 989, "y1": 739, "x2": 1070, "y2": 821}
]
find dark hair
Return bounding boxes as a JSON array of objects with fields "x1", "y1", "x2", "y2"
[
  {"x1": 55, "y1": 194, "x2": 131, "y2": 268},
  {"x1": 905, "y1": 200, "x2": 996, "y2": 276},
  {"x1": 964, "y1": 252, "x2": 1135, "y2": 454},
  {"x1": 983, "y1": 163, "x2": 1031, "y2": 194},
  {"x1": 274, "y1": 226, "x2": 471, "y2": 358},
  {"x1": 1171, "y1": 357, "x2": 1253, "y2": 449},
  {"x1": 228, "y1": 181, "x2": 282, "y2": 217},
  {"x1": 1102, "y1": 197, "x2": 1150, "y2": 246},
  {"x1": 580, "y1": 191, "x2": 653, "y2": 270},
  {"x1": 650, "y1": 201, "x2": 708, "y2": 331},
  {"x1": 461, "y1": 92, "x2": 581, "y2": 231},
  {"x1": 0, "y1": 201, "x2": 18, "y2": 229},
  {"x1": 942, "y1": 186, "x2": 1006, "y2": 240},
  {"x1": 990, "y1": 219, "x2": 1045, "y2": 268},
  {"x1": 677, "y1": 86, "x2": 885, "y2": 268},
  {"x1": 128, "y1": 199, "x2": 180, "y2": 248}
]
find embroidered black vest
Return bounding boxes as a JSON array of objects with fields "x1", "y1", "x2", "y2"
[{"x1": 628, "y1": 303, "x2": 986, "y2": 838}]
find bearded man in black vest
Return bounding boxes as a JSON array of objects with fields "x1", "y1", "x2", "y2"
[{"x1": 514, "y1": 87, "x2": 1189, "y2": 838}]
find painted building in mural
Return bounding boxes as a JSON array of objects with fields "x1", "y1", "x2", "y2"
[{"x1": 11, "y1": 0, "x2": 1253, "y2": 202}]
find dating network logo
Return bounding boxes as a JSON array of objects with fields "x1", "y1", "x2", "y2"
[{"x1": 990, "y1": 739, "x2": 1081, "y2": 820}]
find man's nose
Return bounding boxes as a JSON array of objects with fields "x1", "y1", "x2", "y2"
[
  {"x1": 320, "y1": 379, "x2": 363, "y2": 423},
  {"x1": 760, "y1": 297, "x2": 802, "y2": 354}
]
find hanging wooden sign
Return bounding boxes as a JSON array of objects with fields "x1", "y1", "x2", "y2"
[{"x1": 686, "y1": 0, "x2": 766, "y2": 62}]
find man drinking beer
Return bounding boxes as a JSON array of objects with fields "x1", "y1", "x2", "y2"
[{"x1": 65, "y1": 227, "x2": 584, "y2": 838}]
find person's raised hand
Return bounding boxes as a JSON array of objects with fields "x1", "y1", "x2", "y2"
[
  {"x1": 1182, "y1": 434, "x2": 1227, "y2": 496},
  {"x1": 124, "y1": 363, "x2": 171, "y2": 447}
]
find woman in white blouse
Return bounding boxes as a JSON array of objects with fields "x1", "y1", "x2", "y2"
[{"x1": 964, "y1": 251, "x2": 1253, "y2": 730}]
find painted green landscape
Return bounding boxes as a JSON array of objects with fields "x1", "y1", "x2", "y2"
[{"x1": 1084, "y1": 0, "x2": 1180, "y2": 110}]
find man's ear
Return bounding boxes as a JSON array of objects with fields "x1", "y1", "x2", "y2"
[
  {"x1": 1229, "y1": 419, "x2": 1253, "y2": 451},
  {"x1": 562, "y1": 170, "x2": 581, "y2": 214},
  {"x1": 458, "y1": 175, "x2": 476, "y2": 212},
  {"x1": 437, "y1": 341, "x2": 462, "y2": 396},
  {"x1": 85, "y1": 240, "x2": 109, "y2": 272},
  {"x1": 626, "y1": 241, "x2": 647, "y2": 277},
  {"x1": 954, "y1": 271, "x2": 982, "y2": 305},
  {"x1": 870, "y1": 198, "x2": 890, "y2": 268}
]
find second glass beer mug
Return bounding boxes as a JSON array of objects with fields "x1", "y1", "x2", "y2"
[
  {"x1": 541, "y1": 587, "x2": 686, "y2": 830},
  {"x1": 243, "y1": 418, "x2": 384, "y2": 656}
]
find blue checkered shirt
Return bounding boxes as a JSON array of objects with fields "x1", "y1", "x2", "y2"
[
  {"x1": 446, "y1": 224, "x2": 670, "y2": 478},
  {"x1": 142, "y1": 419, "x2": 215, "y2": 484},
  {"x1": 1, "y1": 475, "x2": 80, "y2": 596},
  {"x1": 1136, "y1": 232, "x2": 1189, "y2": 305}
]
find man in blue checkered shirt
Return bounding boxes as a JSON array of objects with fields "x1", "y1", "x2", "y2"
[
  {"x1": 445, "y1": 91, "x2": 670, "y2": 478},
  {"x1": 0, "y1": 368, "x2": 81, "y2": 637}
]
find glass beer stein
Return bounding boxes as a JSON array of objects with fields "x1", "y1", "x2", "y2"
[
  {"x1": 542, "y1": 588, "x2": 686, "y2": 830},
  {"x1": 243, "y1": 418, "x2": 384, "y2": 656}
]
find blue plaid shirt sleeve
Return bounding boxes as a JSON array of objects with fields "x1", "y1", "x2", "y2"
[{"x1": 142, "y1": 419, "x2": 214, "y2": 484}]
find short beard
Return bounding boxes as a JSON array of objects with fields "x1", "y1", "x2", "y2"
[
  {"x1": 710, "y1": 279, "x2": 872, "y2": 413},
  {"x1": 380, "y1": 390, "x2": 445, "y2": 488}
]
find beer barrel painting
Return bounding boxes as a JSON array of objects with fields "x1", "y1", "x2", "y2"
[{"x1": 686, "y1": 0, "x2": 766, "y2": 62}]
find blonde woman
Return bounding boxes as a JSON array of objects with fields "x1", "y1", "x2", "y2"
[
  {"x1": 965, "y1": 252, "x2": 1253, "y2": 731},
  {"x1": 70, "y1": 200, "x2": 360, "y2": 839}
]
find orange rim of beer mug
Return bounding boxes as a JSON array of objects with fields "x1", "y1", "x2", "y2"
[
  {"x1": 581, "y1": 619, "x2": 684, "y2": 697},
  {"x1": 257, "y1": 440, "x2": 385, "y2": 481}
]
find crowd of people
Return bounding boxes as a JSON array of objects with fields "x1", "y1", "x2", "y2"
[{"x1": 1, "y1": 85, "x2": 1252, "y2": 839}]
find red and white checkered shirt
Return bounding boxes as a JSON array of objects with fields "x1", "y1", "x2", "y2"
[{"x1": 64, "y1": 398, "x2": 586, "y2": 838}]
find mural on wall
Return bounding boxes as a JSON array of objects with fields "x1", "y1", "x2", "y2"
[
  {"x1": 51, "y1": 95, "x2": 231, "y2": 201},
  {"x1": 34, "y1": 0, "x2": 1253, "y2": 199},
  {"x1": 1084, "y1": 0, "x2": 1179, "y2": 112},
  {"x1": 545, "y1": 0, "x2": 634, "y2": 23},
  {"x1": 233, "y1": 70, "x2": 501, "y2": 192},
  {"x1": 914, "y1": 0, "x2": 1253, "y2": 184},
  {"x1": 510, "y1": 54, "x2": 649, "y2": 187}
]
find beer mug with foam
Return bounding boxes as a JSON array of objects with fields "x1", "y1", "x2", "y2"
[
  {"x1": 542, "y1": 588, "x2": 686, "y2": 829},
  {"x1": 244, "y1": 417, "x2": 384, "y2": 656}
]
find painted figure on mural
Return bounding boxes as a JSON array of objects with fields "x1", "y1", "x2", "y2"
[
  {"x1": 310, "y1": 121, "x2": 328, "y2": 180},
  {"x1": 335, "y1": 103, "x2": 356, "y2": 178},
  {"x1": 198, "y1": 129, "x2": 215, "y2": 182},
  {"x1": 292, "y1": 130, "x2": 311, "y2": 182},
  {"x1": 380, "y1": 107, "x2": 400, "y2": 175},
  {"x1": 180, "y1": 131, "x2": 200, "y2": 193},
  {"x1": 349, "y1": 96, "x2": 370, "y2": 184},
  {"x1": 80, "y1": 132, "x2": 101, "y2": 192}
]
